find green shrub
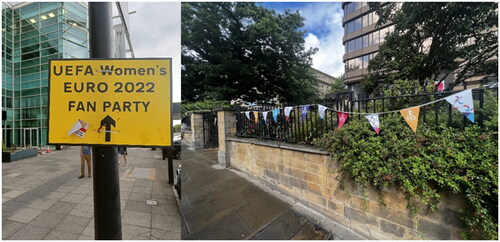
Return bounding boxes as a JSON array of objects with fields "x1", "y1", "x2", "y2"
[{"x1": 314, "y1": 92, "x2": 498, "y2": 239}]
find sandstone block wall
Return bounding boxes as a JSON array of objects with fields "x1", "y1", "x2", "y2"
[{"x1": 226, "y1": 137, "x2": 466, "y2": 240}]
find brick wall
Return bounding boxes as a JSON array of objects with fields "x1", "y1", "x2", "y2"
[{"x1": 226, "y1": 137, "x2": 466, "y2": 240}]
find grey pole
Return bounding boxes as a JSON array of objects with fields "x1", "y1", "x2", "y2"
[{"x1": 89, "y1": 2, "x2": 122, "y2": 240}]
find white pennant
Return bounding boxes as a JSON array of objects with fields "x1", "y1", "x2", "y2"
[
  {"x1": 318, "y1": 104, "x2": 328, "y2": 120},
  {"x1": 263, "y1": 111, "x2": 269, "y2": 125},
  {"x1": 284, "y1": 107, "x2": 293, "y2": 119},
  {"x1": 245, "y1": 111, "x2": 250, "y2": 119}
]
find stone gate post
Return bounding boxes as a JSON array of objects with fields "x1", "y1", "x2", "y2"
[
  {"x1": 189, "y1": 112, "x2": 204, "y2": 149},
  {"x1": 217, "y1": 108, "x2": 236, "y2": 167}
]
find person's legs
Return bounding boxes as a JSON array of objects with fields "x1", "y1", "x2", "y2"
[
  {"x1": 118, "y1": 154, "x2": 122, "y2": 165},
  {"x1": 124, "y1": 155, "x2": 127, "y2": 165},
  {"x1": 79, "y1": 156, "x2": 85, "y2": 178},
  {"x1": 85, "y1": 155, "x2": 92, "y2": 177}
]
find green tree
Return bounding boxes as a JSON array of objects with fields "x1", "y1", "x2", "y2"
[
  {"x1": 328, "y1": 75, "x2": 347, "y2": 95},
  {"x1": 182, "y1": 2, "x2": 319, "y2": 103},
  {"x1": 363, "y1": 2, "x2": 498, "y2": 94}
]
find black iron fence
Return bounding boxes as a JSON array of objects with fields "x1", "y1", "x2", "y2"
[
  {"x1": 202, "y1": 111, "x2": 218, "y2": 148},
  {"x1": 235, "y1": 87, "x2": 497, "y2": 144}
]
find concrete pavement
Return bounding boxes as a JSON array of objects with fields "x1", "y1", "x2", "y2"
[
  {"x1": 2, "y1": 146, "x2": 181, "y2": 240},
  {"x1": 180, "y1": 145, "x2": 332, "y2": 240}
]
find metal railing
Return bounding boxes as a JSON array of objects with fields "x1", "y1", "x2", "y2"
[{"x1": 235, "y1": 87, "x2": 497, "y2": 144}]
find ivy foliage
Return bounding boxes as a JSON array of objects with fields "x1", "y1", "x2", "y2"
[{"x1": 314, "y1": 91, "x2": 498, "y2": 239}]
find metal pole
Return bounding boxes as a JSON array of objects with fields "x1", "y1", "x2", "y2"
[
  {"x1": 168, "y1": 147, "x2": 174, "y2": 184},
  {"x1": 89, "y1": 2, "x2": 122, "y2": 240}
]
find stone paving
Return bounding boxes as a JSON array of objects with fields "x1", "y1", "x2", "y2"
[
  {"x1": 181, "y1": 145, "x2": 331, "y2": 240},
  {"x1": 2, "y1": 146, "x2": 181, "y2": 240}
]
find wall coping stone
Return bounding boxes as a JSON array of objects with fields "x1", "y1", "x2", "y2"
[
  {"x1": 226, "y1": 136, "x2": 330, "y2": 155},
  {"x1": 215, "y1": 107, "x2": 237, "y2": 112},
  {"x1": 188, "y1": 111, "x2": 214, "y2": 114}
]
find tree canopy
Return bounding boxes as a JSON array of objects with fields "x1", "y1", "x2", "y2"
[
  {"x1": 363, "y1": 2, "x2": 498, "y2": 94},
  {"x1": 182, "y1": 2, "x2": 319, "y2": 103}
]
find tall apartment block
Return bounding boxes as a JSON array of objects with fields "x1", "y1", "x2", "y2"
[
  {"x1": 342, "y1": 2, "x2": 395, "y2": 97},
  {"x1": 2, "y1": 2, "x2": 89, "y2": 148}
]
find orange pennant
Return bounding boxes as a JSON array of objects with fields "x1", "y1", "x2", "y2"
[
  {"x1": 400, "y1": 107, "x2": 420, "y2": 133},
  {"x1": 253, "y1": 111, "x2": 259, "y2": 124}
]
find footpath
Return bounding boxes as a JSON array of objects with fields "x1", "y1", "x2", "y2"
[
  {"x1": 2, "y1": 146, "x2": 181, "y2": 240},
  {"x1": 180, "y1": 144, "x2": 333, "y2": 240}
]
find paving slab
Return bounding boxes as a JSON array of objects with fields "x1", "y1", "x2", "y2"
[
  {"x1": 291, "y1": 221, "x2": 331, "y2": 240},
  {"x1": 251, "y1": 210, "x2": 308, "y2": 240},
  {"x1": 2, "y1": 146, "x2": 181, "y2": 240}
]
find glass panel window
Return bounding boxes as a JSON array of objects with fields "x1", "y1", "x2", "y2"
[
  {"x1": 362, "y1": 55, "x2": 369, "y2": 69},
  {"x1": 373, "y1": 30, "x2": 380, "y2": 45},
  {"x1": 380, "y1": 27, "x2": 388, "y2": 42},
  {"x1": 362, "y1": 15, "x2": 368, "y2": 28},
  {"x1": 362, "y1": 35, "x2": 368, "y2": 48}
]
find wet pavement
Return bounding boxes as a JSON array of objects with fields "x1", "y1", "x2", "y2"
[
  {"x1": 180, "y1": 145, "x2": 332, "y2": 240},
  {"x1": 2, "y1": 146, "x2": 181, "y2": 240}
]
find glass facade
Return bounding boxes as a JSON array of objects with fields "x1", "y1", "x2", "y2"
[{"x1": 2, "y1": 2, "x2": 89, "y2": 148}]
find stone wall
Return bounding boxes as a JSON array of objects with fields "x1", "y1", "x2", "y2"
[{"x1": 225, "y1": 137, "x2": 466, "y2": 240}]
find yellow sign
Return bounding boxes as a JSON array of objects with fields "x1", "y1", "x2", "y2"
[
  {"x1": 48, "y1": 58, "x2": 172, "y2": 147},
  {"x1": 400, "y1": 106, "x2": 420, "y2": 133}
]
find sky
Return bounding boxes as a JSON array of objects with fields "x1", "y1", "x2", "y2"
[
  {"x1": 262, "y1": 2, "x2": 345, "y2": 78},
  {"x1": 122, "y1": 2, "x2": 181, "y2": 103}
]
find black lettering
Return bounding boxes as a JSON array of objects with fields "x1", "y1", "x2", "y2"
[
  {"x1": 100, "y1": 65, "x2": 114, "y2": 75},
  {"x1": 138, "y1": 68, "x2": 145, "y2": 75},
  {"x1": 97, "y1": 82, "x2": 108, "y2": 92},
  {"x1": 159, "y1": 67, "x2": 167, "y2": 75},
  {"x1": 103, "y1": 101, "x2": 111, "y2": 112},
  {"x1": 114, "y1": 82, "x2": 123, "y2": 92},
  {"x1": 147, "y1": 67, "x2": 155, "y2": 75},
  {"x1": 112, "y1": 102, "x2": 121, "y2": 112},
  {"x1": 74, "y1": 82, "x2": 83, "y2": 93},
  {"x1": 124, "y1": 82, "x2": 134, "y2": 93},
  {"x1": 124, "y1": 68, "x2": 136, "y2": 75},
  {"x1": 66, "y1": 66, "x2": 73, "y2": 75},
  {"x1": 142, "y1": 101, "x2": 150, "y2": 112},
  {"x1": 133, "y1": 101, "x2": 141, "y2": 111},
  {"x1": 87, "y1": 82, "x2": 95, "y2": 92},
  {"x1": 64, "y1": 82, "x2": 71, "y2": 92},
  {"x1": 136, "y1": 82, "x2": 145, "y2": 92},
  {"x1": 87, "y1": 101, "x2": 96, "y2": 112},
  {"x1": 53, "y1": 66, "x2": 63, "y2": 76},
  {"x1": 85, "y1": 65, "x2": 94, "y2": 76},
  {"x1": 68, "y1": 101, "x2": 76, "y2": 111},
  {"x1": 76, "y1": 101, "x2": 85, "y2": 111},
  {"x1": 146, "y1": 82, "x2": 155, "y2": 92},
  {"x1": 115, "y1": 68, "x2": 123, "y2": 75},
  {"x1": 123, "y1": 101, "x2": 132, "y2": 112},
  {"x1": 75, "y1": 65, "x2": 83, "y2": 75}
]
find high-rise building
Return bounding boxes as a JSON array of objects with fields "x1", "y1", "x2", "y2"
[
  {"x1": 342, "y1": 2, "x2": 395, "y2": 97},
  {"x1": 2, "y1": 2, "x2": 89, "y2": 148}
]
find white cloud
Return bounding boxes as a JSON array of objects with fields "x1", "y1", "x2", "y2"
[
  {"x1": 127, "y1": 2, "x2": 181, "y2": 102},
  {"x1": 297, "y1": 3, "x2": 345, "y2": 78}
]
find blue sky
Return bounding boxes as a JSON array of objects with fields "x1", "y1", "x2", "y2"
[{"x1": 261, "y1": 2, "x2": 345, "y2": 78}]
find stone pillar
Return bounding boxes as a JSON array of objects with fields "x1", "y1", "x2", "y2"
[
  {"x1": 190, "y1": 112, "x2": 205, "y2": 149},
  {"x1": 217, "y1": 109, "x2": 236, "y2": 167}
]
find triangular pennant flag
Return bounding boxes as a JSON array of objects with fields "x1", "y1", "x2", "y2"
[
  {"x1": 245, "y1": 111, "x2": 250, "y2": 120},
  {"x1": 272, "y1": 109, "x2": 280, "y2": 123},
  {"x1": 444, "y1": 89, "x2": 475, "y2": 122},
  {"x1": 365, "y1": 113, "x2": 380, "y2": 134},
  {"x1": 253, "y1": 111, "x2": 259, "y2": 124},
  {"x1": 337, "y1": 112, "x2": 349, "y2": 129},
  {"x1": 284, "y1": 107, "x2": 293, "y2": 121},
  {"x1": 301, "y1": 105, "x2": 310, "y2": 120},
  {"x1": 263, "y1": 111, "x2": 269, "y2": 125},
  {"x1": 400, "y1": 107, "x2": 420, "y2": 133},
  {"x1": 318, "y1": 105, "x2": 328, "y2": 120}
]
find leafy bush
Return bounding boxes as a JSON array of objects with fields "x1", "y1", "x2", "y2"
[{"x1": 314, "y1": 91, "x2": 498, "y2": 239}]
